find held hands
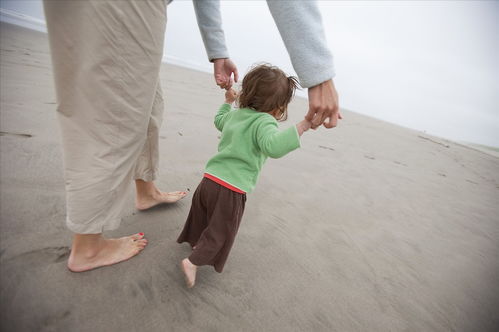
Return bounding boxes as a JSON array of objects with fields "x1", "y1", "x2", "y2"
[
  {"x1": 225, "y1": 88, "x2": 237, "y2": 104},
  {"x1": 306, "y1": 79, "x2": 342, "y2": 129},
  {"x1": 213, "y1": 58, "x2": 239, "y2": 90}
]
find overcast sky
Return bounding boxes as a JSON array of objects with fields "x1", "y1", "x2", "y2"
[{"x1": 1, "y1": 0, "x2": 498, "y2": 147}]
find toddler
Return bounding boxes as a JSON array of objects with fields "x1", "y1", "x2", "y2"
[{"x1": 177, "y1": 64, "x2": 312, "y2": 288}]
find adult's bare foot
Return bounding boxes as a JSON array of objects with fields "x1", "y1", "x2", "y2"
[
  {"x1": 136, "y1": 191, "x2": 187, "y2": 210},
  {"x1": 181, "y1": 258, "x2": 197, "y2": 288},
  {"x1": 135, "y1": 179, "x2": 187, "y2": 210},
  {"x1": 67, "y1": 233, "x2": 148, "y2": 272}
]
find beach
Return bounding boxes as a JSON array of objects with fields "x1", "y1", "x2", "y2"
[{"x1": 1, "y1": 22, "x2": 498, "y2": 331}]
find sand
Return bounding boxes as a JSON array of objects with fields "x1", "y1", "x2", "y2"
[{"x1": 1, "y1": 22, "x2": 498, "y2": 332}]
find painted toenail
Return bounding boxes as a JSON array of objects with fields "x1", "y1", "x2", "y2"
[{"x1": 139, "y1": 232, "x2": 144, "y2": 236}]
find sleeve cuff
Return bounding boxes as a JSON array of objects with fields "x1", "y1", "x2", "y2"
[
  {"x1": 209, "y1": 52, "x2": 230, "y2": 63},
  {"x1": 299, "y1": 67, "x2": 336, "y2": 89},
  {"x1": 293, "y1": 125, "x2": 301, "y2": 148}
]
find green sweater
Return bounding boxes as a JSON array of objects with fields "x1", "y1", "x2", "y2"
[{"x1": 205, "y1": 103, "x2": 301, "y2": 193}]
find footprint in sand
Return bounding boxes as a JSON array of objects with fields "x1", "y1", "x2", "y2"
[
  {"x1": 319, "y1": 145, "x2": 335, "y2": 151},
  {"x1": 0, "y1": 131, "x2": 32, "y2": 138}
]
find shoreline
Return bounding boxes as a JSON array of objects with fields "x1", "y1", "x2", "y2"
[{"x1": 1, "y1": 15, "x2": 497, "y2": 151}]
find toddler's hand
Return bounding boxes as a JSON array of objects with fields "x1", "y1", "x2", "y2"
[
  {"x1": 225, "y1": 88, "x2": 237, "y2": 104},
  {"x1": 296, "y1": 119, "x2": 312, "y2": 136}
]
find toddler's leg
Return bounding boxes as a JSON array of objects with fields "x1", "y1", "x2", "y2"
[
  {"x1": 177, "y1": 179, "x2": 209, "y2": 288},
  {"x1": 188, "y1": 180, "x2": 246, "y2": 274},
  {"x1": 177, "y1": 181, "x2": 208, "y2": 248},
  {"x1": 181, "y1": 258, "x2": 197, "y2": 288}
]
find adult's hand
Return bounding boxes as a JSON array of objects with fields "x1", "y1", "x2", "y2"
[
  {"x1": 213, "y1": 58, "x2": 238, "y2": 90},
  {"x1": 306, "y1": 79, "x2": 341, "y2": 129}
]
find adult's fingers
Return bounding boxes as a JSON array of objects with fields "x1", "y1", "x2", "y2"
[
  {"x1": 319, "y1": 108, "x2": 331, "y2": 127},
  {"x1": 311, "y1": 107, "x2": 325, "y2": 127},
  {"x1": 323, "y1": 107, "x2": 340, "y2": 128},
  {"x1": 226, "y1": 77, "x2": 234, "y2": 90},
  {"x1": 323, "y1": 113, "x2": 338, "y2": 128},
  {"x1": 224, "y1": 76, "x2": 232, "y2": 90},
  {"x1": 215, "y1": 74, "x2": 225, "y2": 87},
  {"x1": 233, "y1": 67, "x2": 239, "y2": 83},
  {"x1": 305, "y1": 110, "x2": 314, "y2": 122},
  {"x1": 217, "y1": 75, "x2": 229, "y2": 89},
  {"x1": 311, "y1": 117, "x2": 321, "y2": 130},
  {"x1": 305, "y1": 103, "x2": 323, "y2": 124},
  {"x1": 305, "y1": 105, "x2": 324, "y2": 129}
]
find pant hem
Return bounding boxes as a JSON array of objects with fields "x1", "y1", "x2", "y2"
[
  {"x1": 134, "y1": 170, "x2": 157, "y2": 182},
  {"x1": 66, "y1": 217, "x2": 121, "y2": 234}
]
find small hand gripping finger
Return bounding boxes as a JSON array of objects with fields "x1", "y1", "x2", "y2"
[
  {"x1": 225, "y1": 88, "x2": 234, "y2": 99},
  {"x1": 308, "y1": 105, "x2": 325, "y2": 129}
]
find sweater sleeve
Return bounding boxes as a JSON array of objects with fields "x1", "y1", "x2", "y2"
[
  {"x1": 266, "y1": 0, "x2": 335, "y2": 88},
  {"x1": 214, "y1": 103, "x2": 232, "y2": 131},
  {"x1": 192, "y1": 0, "x2": 230, "y2": 62},
  {"x1": 255, "y1": 116, "x2": 301, "y2": 159}
]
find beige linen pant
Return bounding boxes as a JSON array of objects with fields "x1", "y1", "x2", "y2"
[{"x1": 44, "y1": 0, "x2": 167, "y2": 234}]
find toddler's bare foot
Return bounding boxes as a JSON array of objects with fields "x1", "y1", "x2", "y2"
[
  {"x1": 181, "y1": 258, "x2": 197, "y2": 288},
  {"x1": 67, "y1": 233, "x2": 148, "y2": 272},
  {"x1": 135, "y1": 180, "x2": 187, "y2": 210}
]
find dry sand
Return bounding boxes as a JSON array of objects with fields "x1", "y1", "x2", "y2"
[{"x1": 1, "y1": 22, "x2": 498, "y2": 332}]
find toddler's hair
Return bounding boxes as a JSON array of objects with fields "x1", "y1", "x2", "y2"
[{"x1": 238, "y1": 63, "x2": 299, "y2": 121}]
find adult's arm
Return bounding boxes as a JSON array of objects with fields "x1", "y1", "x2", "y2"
[
  {"x1": 193, "y1": 0, "x2": 238, "y2": 89},
  {"x1": 192, "y1": 0, "x2": 229, "y2": 61},
  {"x1": 267, "y1": 0, "x2": 340, "y2": 128}
]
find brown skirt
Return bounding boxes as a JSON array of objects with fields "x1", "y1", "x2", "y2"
[{"x1": 177, "y1": 177, "x2": 246, "y2": 273}]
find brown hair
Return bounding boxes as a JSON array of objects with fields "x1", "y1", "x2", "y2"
[{"x1": 238, "y1": 63, "x2": 299, "y2": 121}]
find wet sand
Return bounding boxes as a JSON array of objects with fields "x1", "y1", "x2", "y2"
[{"x1": 1, "y1": 22, "x2": 498, "y2": 331}]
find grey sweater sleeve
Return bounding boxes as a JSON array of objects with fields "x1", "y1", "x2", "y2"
[
  {"x1": 192, "y1": 0, "x2": 229, "y2": 62},
  {"x1": 266, "y1": 0, "x2": 335, "y2": 88}
]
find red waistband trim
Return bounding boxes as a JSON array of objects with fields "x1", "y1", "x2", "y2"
[{"x1": 204, "y1": 173, "x2": 246, "y2": 194}]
